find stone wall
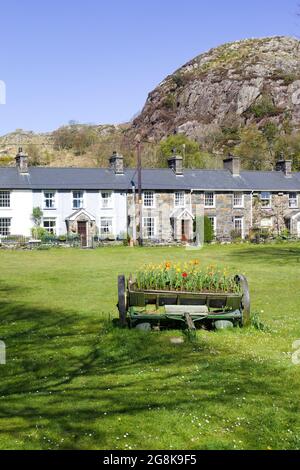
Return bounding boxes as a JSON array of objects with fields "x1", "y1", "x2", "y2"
[{"x1": 252, "y1": 193, "x2": 293, "y2": 234}]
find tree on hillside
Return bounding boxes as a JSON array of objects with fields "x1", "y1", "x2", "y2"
[
  {"x1": 160, "y1": 134, "x2": 214, "y2": 168},
  {"x1": 234, "y1": 125, "x2": 272, "y2": 170},
  {"x1": 53, "y1": 124, "x2": 98, "y2": 155}
]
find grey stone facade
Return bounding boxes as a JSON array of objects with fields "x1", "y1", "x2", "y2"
[{"x1": 127, "y1": 189, "x2": 299, "y2": 243}]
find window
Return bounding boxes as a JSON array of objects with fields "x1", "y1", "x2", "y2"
[
  {"x1": 43, "y1": 218, "x2": 56, "y2": 234},
  {"x1": 260, "y1": 218, "x2": 273, "y2": 228},
  {"x1": 208, "y1": 216, "x2": 217, "y2": 236},
  {"x1": 260, "y1": 192, "x2": 271, "y2": 208},
  {"x1": 175, "y1": 192, "x2": 185, "y2": 207},
  {"x1": 101, "y1": 192, "x2": 113, "y2": 209},
  {"x1": 73, "y1": 191, "x2": 84, "y2": 209},
  {"x1": 44, "y1": 191, "x2": 56, "y2": 209},
  {"x1": 0, "y1": 191, "x2": 10, "y2": 208},
  {"x1": 233, "y1": 192, "x2": 244, "y2": 208},
  {"x1": 205, "y1": 192, "x2": 215, "y2": 207},
  {"x1": 233, "y1": 216, "x2": 243, "y2": 237},
  {"x1": 143, "y1": 191, "x2": 154, "y2": 208},
  {"x1": 289, "y1": 193, "x2": 298, "y2": 209},
  {"x1": 0, "y1": 218, "x2": 11, "y2": 236},
  {"x1": 143, "y1": 217, "x2": 155, "y2": 238},
  {"x1": 100, "y1": 217, "x2": 113, "y2": 237}
]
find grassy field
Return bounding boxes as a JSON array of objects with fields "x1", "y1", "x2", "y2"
[{"x1": 0, "y1": 243, "x2": 300, "y2": 450}]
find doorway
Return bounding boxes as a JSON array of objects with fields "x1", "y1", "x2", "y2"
[
  {"x1": 77, "y1": 221, "x2": 87, "y2": 247},
  {"x1": 181, "y1": 220, "x2": 190, "y2": 242}
]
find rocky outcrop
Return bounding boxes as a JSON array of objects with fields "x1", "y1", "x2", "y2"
[{"x1": 132, "y1": 36, "x2": 300, "y2": 141}]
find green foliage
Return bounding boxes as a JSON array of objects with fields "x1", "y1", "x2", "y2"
[
  {"x1": 204, "y1": 216, "x2": 214, "y2": 243},
  {"x1": 53, "y1": 124, "x2": 98, "y2": 155},
  {"x1": 248, "y1": 94, "x2": 280, "y2": 119},
  {"x1": 31, "y1": 226, "x2": 49, "y2": 240},
  {"x1": 160, "y1": 135, "x2": 214, "y2": 168},
  {"x1": 163, "y1": 94, "x2": 176, "y2": 110},
  {"x1": 234, "y1": 124, "x2": 271, "y2": 170},
  {"x1": 250, "y1": 311, "x2": 270, "y2": 332},
  {"x1": 32, "y1": 207, "x2": 43, "y2": 227}
]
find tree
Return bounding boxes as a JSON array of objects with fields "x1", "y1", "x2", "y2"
[
  {"x1": 53, "y1": 124, "x2": 98, "y2": 155},
  {"x1": 160, "y1": 134, "x2": 213, "y2": 168},
  {"x1": 234, "y1": 125, "x2": 272, "y2": 170},
  {"x1": 25, "y1": 144, "x2": 42, "y2": 166},
  {"x1": 32, "y1": 207, "x2": 43, "y2": 227}
]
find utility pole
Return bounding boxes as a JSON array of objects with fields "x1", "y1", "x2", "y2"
[{"x1": 137, "y1": 140, "x2": 143, "y2": 246}]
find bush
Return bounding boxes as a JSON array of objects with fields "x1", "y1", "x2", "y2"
[
  {"x1": 204, "y1": 216, "x2": 214, "y2": 243},
  {"x1": 31, "y1": 227, "x2": 49, "y2": 240},
  {"x1": 249, "y1": 95, "x2": 280, "y2": 119}
]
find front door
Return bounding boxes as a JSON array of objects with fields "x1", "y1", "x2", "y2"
[
  {"x1": 78, "y1": 221, "x2": 87, "y2": 247},
  {"x1": 181, "y1": 220, "x2": 189, "y2": 242}
]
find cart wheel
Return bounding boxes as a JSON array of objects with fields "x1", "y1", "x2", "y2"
[
  {"x1": 235, "y1": 274, "x2": 250, "y2": 326},
  {"x1": 118, "y1": 274, "x2": 127, "y2": 327}
]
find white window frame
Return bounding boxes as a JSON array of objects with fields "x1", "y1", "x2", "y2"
[
  {"x1": 0, "y1": 191, "x2": 10, "y2": 208},
  {"x1": 233, "y1": 192, "x2": 244, "y2": 208},
  {"x1": 43, "y1": 218, "x2": 56, "y2": 234},
  {"x1": 289, "y1": 193, "x2": 298, "y2": 209},
  {"x1": 72, "y1": 191, "x2": 84, "y2": 210},
  {"x1": 174, "y1": 192, "x2": 185, "y2": 207},
  {"x1": 44, "y1": 191, "x2": 56, "y2": 210},
  {"x1": 100, "y1": 217, "x2": 113, "y2": 238},
  {"x1": 260, "y1": 192, "x2": 272, "y2": 208},
  {"x1": 143, "y1": 191, "x2": 155, "y2": 208},
  {"x1": 0, "y1": 218, "x2": 11, "y2": 236},
  {"x1": 101, "y1": 191, "x2": 113, "y2": 209},
  {"x1": 143, "y1": 216, "x2": 155, "y2": 239},
  {"x1": 204, "y1": 192, "x2": 215, "y2": 208},
  {"x1": 208, "y1": 216, "x2": 217, "y2": 236},
  {"x1": 233, "y1": 216, "x2": 244, "y2": 238}
]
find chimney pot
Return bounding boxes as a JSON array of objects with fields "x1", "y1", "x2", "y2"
[
  {"x1": 223, "y1": 155, "x2": 240, "y2": 176},
  {"x1": 109, "y1": 152, "x2": 124, "y2": 174},
  {"x1": 275, "y1": 158, "x2": 292, "y2": 178},
  {"x1": 168, "y1": 151, "x2": 183, "y2": 175},
  {"x1": 15, "y1": 147, "x2": 29, "y2": 173}
]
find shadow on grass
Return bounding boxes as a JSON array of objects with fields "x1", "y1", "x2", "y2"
[
  {"x1": 231, "y1": 245, "x2": 300, "y2": 264},
  {"x1": 0, "y1": 281, "x2": 299, "y2": 450}
]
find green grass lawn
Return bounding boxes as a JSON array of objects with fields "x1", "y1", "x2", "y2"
[{"x1": 0, "y1": 243, "x2": 300, "y2": 450}]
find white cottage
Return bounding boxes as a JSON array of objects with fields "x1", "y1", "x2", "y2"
[{"x1": 0, "y1": 149, "x2": 128, "y2": 247}]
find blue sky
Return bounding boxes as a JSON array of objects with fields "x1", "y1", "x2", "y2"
[{"x1": 0, "y1": 0, "x2": 299, "y2": 135}]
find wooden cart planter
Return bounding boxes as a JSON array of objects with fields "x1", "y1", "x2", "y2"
[{"x1": 117, "y1": 274, "x2": 250, "y2": 333}]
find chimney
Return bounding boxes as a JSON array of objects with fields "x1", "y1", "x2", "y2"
[
  {"x1": 15, "y1": 147, "x2": 29, "y2": 173},
  {"x1": 275, "y1": 156, "x2": 292, "y2": 178},
  {"x1": 223, "y1": 155, "x2": 240, "y2": 176},
  {"x1": 109, "y1": 151, "x2": 124, "y2": 174},
  {"x1": 168, "y1": 148, "x2": 183, "y2": 175}
]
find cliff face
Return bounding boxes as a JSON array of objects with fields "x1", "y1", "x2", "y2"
[{"x1": 132, "y1": 36, "x2": 300, "y2": 142}]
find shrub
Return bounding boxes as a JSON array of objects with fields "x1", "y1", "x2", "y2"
[
  {"x1": 248, "y1": 95, "x2": 280, "y2": 119},
  {"x1": 204, "y1": 216, "x2": 214, "y2": 243},
  {"x1": 32, "y1": 207, "x2": 43, "y2": 227},
  {"x1": 31, "y1": 227, "x2": 49, "y2": 240},
  {"x1": 230, "y1": 229, "x2": 242, "y2": 242}
]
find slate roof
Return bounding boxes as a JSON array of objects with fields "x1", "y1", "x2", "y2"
[{"x1": 0, "y1": 166, "x2": 300, "y2": 191}]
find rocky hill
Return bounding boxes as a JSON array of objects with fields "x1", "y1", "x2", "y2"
[{"x1": 132, "y1": 36, "x2": 300, "y2": 142}]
